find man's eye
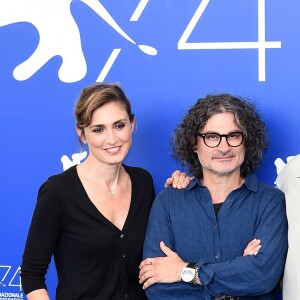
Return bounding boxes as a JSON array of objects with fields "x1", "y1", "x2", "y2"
[
  {"x1": 229, "y1": 132, "x2": 240, "y2": 139},
  {"x1": 206, "y1": 134, "x2": 218, "y2": 140}
]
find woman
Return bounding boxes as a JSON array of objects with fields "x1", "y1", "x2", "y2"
[{"x1": 20, "y1": 83, "x2": 189, "y2": 300}]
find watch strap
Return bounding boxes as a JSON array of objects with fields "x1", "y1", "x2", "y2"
[
  {"x1": 186, "y1": 262, "x2": 196, "y2": 268},
  {"x1": 192, "y1": 263, "x2": 199, "y2": 285}
]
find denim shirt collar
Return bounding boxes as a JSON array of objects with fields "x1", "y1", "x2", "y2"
[{"x1": 187, "y1": 173, "x2": 259, "y2": 193}]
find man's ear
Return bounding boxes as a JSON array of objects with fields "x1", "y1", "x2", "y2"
[
  {"x1": 193, "y1": 138, "x2": 199, "y2": 152},
  {"x1": 76, "y1": 127, "x2": 87, "y2": 144}
]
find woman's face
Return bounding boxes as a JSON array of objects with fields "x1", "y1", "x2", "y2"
[{"x1": 78, "y1": 101, "x2": 134, "y2": 166}]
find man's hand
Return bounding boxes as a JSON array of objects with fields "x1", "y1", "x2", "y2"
[
  {"x1": 165, "y1": 170, "x2": 193, "y2": 189},
  {"x1": 139, "y1": 241, "x2": 186, "y2": 289},
  {"x1": 243, "y1": 238, "x2": 261, "y2": 256}
]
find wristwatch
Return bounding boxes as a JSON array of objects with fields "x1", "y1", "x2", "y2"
[{"x1": 181, "y1": 263, "x2": 198, "y2": 283}]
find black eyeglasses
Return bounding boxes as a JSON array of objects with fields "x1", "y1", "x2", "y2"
[{"x1": 197, "y1": 131, "x2": 244, "y2": 148}]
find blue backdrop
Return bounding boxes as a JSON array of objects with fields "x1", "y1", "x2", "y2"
[{"x1": 0, "y1": 1, "x2": 299, "y2": 298}]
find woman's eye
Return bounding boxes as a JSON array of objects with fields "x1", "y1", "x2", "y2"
[
  {"x1": 115, "y1": 123, "x2": 125, "y2": 129},
  {"x1": 92, "y1": 127, "x2": 103, "y2": 133}
]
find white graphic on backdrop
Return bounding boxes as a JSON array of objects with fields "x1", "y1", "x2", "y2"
[
  {"x1": 0, "y1": 265, "x2": 22, "y2": 292},
  {"x1": 61, "y1": 151, "x2": 88, "y2": 171},
  {"x1": 0, "y1": 0, "x2": 281, "y2": 82},
  {"x1": 274, "y1": 155, "x2": 295, "y2": 175},
  {"x1": 178, "y1": 0, "x2": 281, "y2": 81},
  {"x1": 130, "y1": 0, "x2": 150, "y2": 21},
  {"x1": 0, "y1": 0, "x2": 156, "y2": 83}
]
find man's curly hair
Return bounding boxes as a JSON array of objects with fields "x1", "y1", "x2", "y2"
[{"x1": 171, "y1": 93, "x2": 268, "y2": 178}]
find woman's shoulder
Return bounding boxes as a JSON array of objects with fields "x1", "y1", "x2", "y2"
[
  {"x1": 40, "y1": 165, "x2": 78, "y2": 191},
  {"x1": 123, "y1": 164, "x2": 153, "y2": 180},
  {"x1": 36, "y1": 166, "x2": 81, "y2": 210},
  {"x1": 48, "y1": 165, "x2": 77, "y2": 179}
]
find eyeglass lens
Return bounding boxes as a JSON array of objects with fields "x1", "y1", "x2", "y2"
[{"x1": 201, "y1": 132, "x2": 243, "y2": 148}]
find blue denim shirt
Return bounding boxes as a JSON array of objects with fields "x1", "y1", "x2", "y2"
[{"x1": 143, "y1": 174, "x2": 288, "y2": 300}]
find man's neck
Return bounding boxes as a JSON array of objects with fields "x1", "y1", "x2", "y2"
[{"x1": 201, "y1": 171, "x2": 245, "y2": 204}]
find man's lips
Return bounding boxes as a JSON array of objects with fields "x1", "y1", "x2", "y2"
[{"x1": 213, "y1": 154, "x2": 235, "y2": 161}]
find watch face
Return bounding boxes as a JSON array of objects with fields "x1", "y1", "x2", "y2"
[{"x1": 181, "y1": 268, "x2": 195, "y2": 282}]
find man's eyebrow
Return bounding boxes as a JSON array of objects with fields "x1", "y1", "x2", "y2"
[{"x1": 201, "y1": 130, "x2": 241, "y2": 134}]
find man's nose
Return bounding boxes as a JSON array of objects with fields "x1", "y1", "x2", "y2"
[{"x1": 217, "y1": 136, "x2": 231, "y2": 150}]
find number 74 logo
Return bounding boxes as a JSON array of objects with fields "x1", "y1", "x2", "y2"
[
  {"x1": 0, "y1": 265, "x2": 22, "y2": 291},
  {"x1": 178, "y1": 0, "x2": 281, "y2": 81}
]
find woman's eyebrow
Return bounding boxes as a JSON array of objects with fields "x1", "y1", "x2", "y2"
[{"x1": 89, "y1": 119, "x2": 128, "y2": 128}]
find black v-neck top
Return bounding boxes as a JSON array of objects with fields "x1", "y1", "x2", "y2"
[{"x1": 21, "y1": 165, "x2": 155, "y2": 300}]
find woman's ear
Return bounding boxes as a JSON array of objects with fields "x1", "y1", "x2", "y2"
[
  {"x1": 76, "y1": 127, "x2": 87, "y2": 144},
  {"x1": 130, "y1": 119, "x2": 135, "y2": 134}
]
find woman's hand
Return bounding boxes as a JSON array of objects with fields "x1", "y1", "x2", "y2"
[{"x1": 164, "y1": 170, "x2": 193, "y2": 189}]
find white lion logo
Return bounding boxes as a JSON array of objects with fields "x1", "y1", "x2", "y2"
[
  {"x1": 0, "y1": 0, "x2": 157, "y2": 82},
  {"x1": 61, "y1": 151, "x2": 88, "y2": 171}
]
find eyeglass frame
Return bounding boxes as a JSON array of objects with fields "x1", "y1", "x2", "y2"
[{"x1": 197, "y1": 131, "x2": 244, "y2": 148}]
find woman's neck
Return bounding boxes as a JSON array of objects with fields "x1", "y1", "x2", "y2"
[{"x1": 77, "y1": 158, "x2": 124, "y2": 195}]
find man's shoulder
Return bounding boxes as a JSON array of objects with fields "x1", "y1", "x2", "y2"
[
  {"x1": 155, "y1": 182, "x2": 198, "y2": 206},
  {"x1": 246, "y1": 174, "x2": 283, "y2": 193},
  {"x1": 257, "y1": 180, "x2": 284, "y2": 194},
  {"x1": 254, "y1": 178, "x2": 285, "y2": 205}
]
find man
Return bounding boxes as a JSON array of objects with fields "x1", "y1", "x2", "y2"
[
  {"x1": 139, "y1": 94, "x2": 288, "y2": 299},
  {"x1": 276, "y1": 154, "x2": 300, "y2": 299}
]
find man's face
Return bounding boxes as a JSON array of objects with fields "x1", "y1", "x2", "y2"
[{"x1": 195, "y1": 112, "x2": 245, "y2": 178}]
